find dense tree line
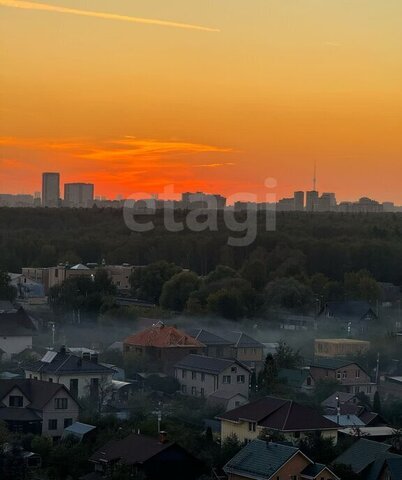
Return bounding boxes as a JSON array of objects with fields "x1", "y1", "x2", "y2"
[{"x1": 1, "y1": 208, "x2": 402, "y2": 285}]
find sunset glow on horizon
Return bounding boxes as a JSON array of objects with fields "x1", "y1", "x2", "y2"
[{"x1": 1, "y1": 0, "x2": 401, "y2": 202}]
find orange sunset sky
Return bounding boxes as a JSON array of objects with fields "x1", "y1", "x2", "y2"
[{"x1": 1, "y1": 0, "x2": 401, "y2": 202}]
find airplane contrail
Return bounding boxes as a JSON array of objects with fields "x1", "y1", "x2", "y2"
[{"x1": 0, "y1": 0, "x2": 220, "y2": 32}]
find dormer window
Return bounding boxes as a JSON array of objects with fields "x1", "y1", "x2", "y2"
[{"x1": 9, "y1": 395, "x2": 23, "y2": 407}]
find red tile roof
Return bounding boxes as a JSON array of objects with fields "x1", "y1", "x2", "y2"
[{"x1": 124, "y1": 324, "x2": 205, "y2": 348}]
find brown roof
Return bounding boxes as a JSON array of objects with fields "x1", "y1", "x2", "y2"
[
  {"x1": 124, "y1": 324, "x2": 204, "y2": 349},
  {"x1": 0, "y1": 379, "x2": 75, "y2": 410},
  {"x1": 218, "y1": 396, "x2": 337, "y2": 432},
  {"x1": 90, "y1": 433, "x2": 174, "y2": 465}
]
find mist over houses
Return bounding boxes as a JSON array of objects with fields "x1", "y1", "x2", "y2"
[{"x1": 2, "y1": 213, "x2": 402, "y2": 478}]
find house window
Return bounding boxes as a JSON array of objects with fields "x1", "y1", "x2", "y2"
[
  {"x1": 342, "y1": 371, "x2": 347, "y2": 379},
  {"x1": 182, "y1": 370, "x2": 187, "y2": 379},
  {"x1": 48, "y1": 419, "x2": 58, "y2": 431},
  {"x1": 201, "y1": 373, "x2": 205, "y2": 382},
  {"x1": 55, "y1": 398, "x2": 68, "y2": 409},
  {"x1": 200, "y1": 388, "x2": 205, "y2": 397},
  {"x1": 70, "y1": 379, "x2": 78, "y2": 398},
  {"x1": 336, "y1": 372, "x2": 341, "y2": 380},
  {"x1": 9, "y1": 396, "x2": 23, "y2": 407},
  {"x1": 223, "y1": 376, "x2": 231, "y2": 384},
  {"x1": 248, "y1": 422, "x2": 256, "y2": 432},
  {"x1": 237, "y1": 375, "x2": 245, "y2": 384},
  {"x1": 367, "y1": 385, "x2": 372, "y2": 394},
  {"x1": 64, "y1": 418, "x2": 73, "y2": 428},
  {"x1": 192, "y1": 371, "x2": 197, "y2": 380},
  {"x1": 356, "y1": 370, "x2": 360, "y2": 378},
  {"x1": 191, "y1": 387, "x2": 197, "y2": 396},
  {"x1": 306, "y1": 377, "x2": 312, "y2": 386},
  {"x1": 181, "y1": 385, "x2": 187, "y2": 394},
  {"x1": 231, "y1": 366, "x2": 237, "y2": 373}
]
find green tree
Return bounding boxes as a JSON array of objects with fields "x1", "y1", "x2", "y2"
[
  {"x1": 314, "y1": 379, "x2": 342, "y2": 403},
  {"x1": 373, "y1": 391, "x2": 382, "y2": 414},
  {"x1": 0, "y1": 270, "x2": 17, "y2": 301},
  {"x1": 205, "y1": 265, "x2": 238, "y2": 284},
  {"x1": 207, "y1": 288, "x2": 244, "y2": 320},
  {"x1": 265, "y1": 277, "x2": 313, "y2": 312},
  {"x1": 241, "y1": 260, "x2": 268, "y2": 290},
  {"x1": 160, "y1": 271, "x2": 200, "y2": 311},
  {"x1": 274, "y1": 341, "x2": 302, "y2": 369},
  {"x1": 344, "y1": 270, "x2": 381, "y2": 302},
  {"x1": 130, "y1": 261, "x2": 181, "y2": 303},
  {"x1": 258, "y1": 354, "x2": 278, "y2": 391}
]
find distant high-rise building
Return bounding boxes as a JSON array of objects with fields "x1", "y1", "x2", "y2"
[
  {"x1": 317, "y1": 192, "x2": 337, "y2": 212},
  {"x1": 64, "y1": 183, "x2": 94, "y2": 208},
  {"x1": 277, "y1": 198, "x2": 295, "y2": 211},
  {"x1": 306, "y1": 190, "x2": 319, "y2": 212},
  {"x1": 181, "y1": 192, "x2": 226, "y2": 210},
  {"x1": 294, "y1": 191, "x2": 305, "y2": 211},
  {"x1": 42, "y1": 172, "x2": 60, "y2": 208}
]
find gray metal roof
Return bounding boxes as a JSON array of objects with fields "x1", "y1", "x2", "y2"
[
  {"x1": 224, "y1": 439, "x2": 300, "y2": 479},
  {"x1": 186, "y1": 329, "x2": 233, "y2": 346},
  {"x1": 174, "y1": 354, "x2": 250, "y2": 374},
  {"x1": 334, "y1": 438, "x2": 392, "y2": 473},
  {"x1": 223, "y1": 331, "x2": 264, "y2": 348}
]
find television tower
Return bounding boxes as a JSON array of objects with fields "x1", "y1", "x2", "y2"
[{"x1": 313, "y1": 161, "x2": 317, "y2": 191}]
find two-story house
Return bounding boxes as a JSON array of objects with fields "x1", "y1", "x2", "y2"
[
  {"x1": 0, "y1": 307, "x2": 37, "y2": 359},
  {"x1": 174, "y1": 355, "x2": 250, "y2": 408},
  {"x1": 308, "y1": 358, "x2": 377, "y2": 399},
  {"x1": 223, "y1": 332, "x2": 265, "y2": 369},
  {"x1": 224, "y1": 439, "x2": 339, "y2": 480},
  {"x1": 318, "y1": 301, "x2": 378, "y2": 335},
  {"x1": 0, "y1": 379, "x2": 79, "y2": 439},
  {"x1": 123, "y1": 323, "x2": 205, "y2": 374},
  {"x1": 218, "y1": 396, "x2": 338, "y2": 444},
  {"x1": 186, "y1": 329, "x2": 234, "y2": 358},
  {"x1": 24, "y1": 346, "x2": 114, "y2": 399}
]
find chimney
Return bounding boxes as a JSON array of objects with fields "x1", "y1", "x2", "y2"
[
  {"x1": 60, "y1": 345, "x2": 66, "y2": 355},
  {"x1": 159, "y1": 431, "x2": 168, "y2": 444}
]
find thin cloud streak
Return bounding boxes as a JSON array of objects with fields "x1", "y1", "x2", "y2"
[{"x1": 0, "y1": 0, "x2": 220, "y2": 32}]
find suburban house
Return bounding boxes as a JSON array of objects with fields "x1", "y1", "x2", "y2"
[
  {"x1": 0, "y1": 379, "x2": 79, "y2": 439},
  {"x1": 314, "y1": 338, "x2": 370, "y2": 358},
  {"x1": 278, "y1": 368, "x2": 315, "y2": 394},
  {"x1": 174, "y1": 354, "x2": 250, "y2": 403},
  {"x1": 224, "y1": 439, "x2": 339, "y2": 480},
  {"x1": 218, "y1": 396, "x2": 338, "y2": 444},
  {"x1": 24, "y1": 346, "x2": 114, "y2": 399},
  {"x1": 308, "y1": 358, "x2": 377, "y2": 399},
  {"x1": 279, "y1": 314, "x2": 316, "y2": 331},
  {"x1": 186, "y1": 328, "x2": 234, "y2": 358},
  {"x1": 381, "y1": 375, "x2": 402, "y2": 400},
  {"x1": 85, "y1": 432, "x2": 204, "y2": 480},
  {"x1": 22, "y1": 263, "x2": 135, "y2": 294},
  {"x1": 321, "y1": 392, "x2": 385, "y2": 426},
  {"x1": 123, "y1": 323, "x2": 205, "y2": 374},
  {"x1": 318, "y1": 300, "x2": 378, "y2": 334},
  {"x1": 223, "y1": 331, "x2": 265, "y2": 369},
  {"x1": 0, "y1": 307, "x2": 37, "y2": 359},
  {"x1": 333, "y1": 438, "x2": 402, "y2": 479}
]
